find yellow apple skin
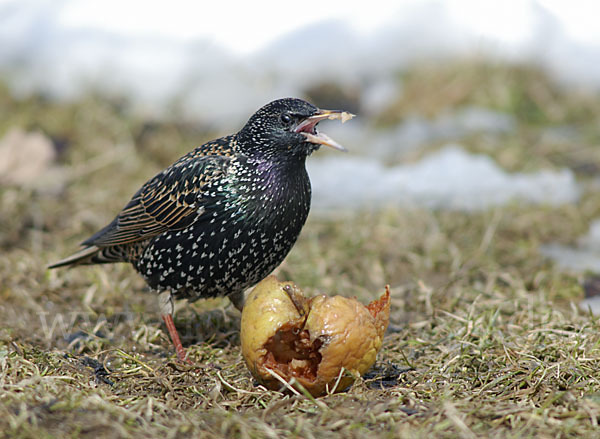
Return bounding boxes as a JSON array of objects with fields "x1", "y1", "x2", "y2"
[
  {"x1": 240, "y1": 276, "x2": 304, "y2": 380},
  {"x1": 240, "y1": 275, "x2": 390, "y2": 397}
]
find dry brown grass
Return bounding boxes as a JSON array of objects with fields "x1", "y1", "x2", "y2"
[{"x1": 2, "y1": 60, "x2": 600, "y2": 438}]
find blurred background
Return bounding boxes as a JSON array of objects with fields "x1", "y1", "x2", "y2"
[
  {"x1": 2, "y1": 0, "x2": 600, "y2": 297},
  {"x1": 2, "y1": 0, "x2": 599, "y2": 204}
]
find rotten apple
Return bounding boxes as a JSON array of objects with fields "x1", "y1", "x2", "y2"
[{"x1": 240, "y1": 276, "x2": 390, "y2": 396}]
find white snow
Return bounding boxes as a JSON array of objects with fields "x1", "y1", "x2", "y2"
[
  {"x1": 1, "y1": 1, "x2": 600, "y2": 124},
  {"x1": 325, "y1": 107, "x2": 517, "y2": 159},
  {"x1": 540, "y1": 220, "x2": 600, "y2": 273},
  {"x1": 309, "y1": 145, "x2": 580, "y2": 211},
  {"x1": 540, "y1": 219, "x2": 600, "y2": 315}
]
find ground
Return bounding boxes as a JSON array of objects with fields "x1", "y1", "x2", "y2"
[{"x1": 2, "y1": 61, "x2": 600, "y2": 438}]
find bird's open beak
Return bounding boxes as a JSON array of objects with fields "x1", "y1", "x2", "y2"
[{"x1": 294, "y1": 109, "x2": 354, "y2": 152}]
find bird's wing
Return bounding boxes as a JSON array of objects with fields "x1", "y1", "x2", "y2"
[{"x1": 82, "y1": 148, "x2": 232, "y2": 247}]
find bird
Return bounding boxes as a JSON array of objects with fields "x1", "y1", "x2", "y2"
[{"x1": 49, "y1": 97, "x2": 353, "y2": 362}]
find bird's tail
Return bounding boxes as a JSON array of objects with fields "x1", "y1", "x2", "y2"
[{"x1": 48, "y1": 245, "x2": 105, "y2": 269}]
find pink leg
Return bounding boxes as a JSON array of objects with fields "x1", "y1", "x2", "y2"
[{"x1": 161, "y1": 313, "x2": 192, "y2": 364}]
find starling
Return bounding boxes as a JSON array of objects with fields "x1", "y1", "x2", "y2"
[{"x1": 49, "y1": 98, "x2": 353, "y2": 362}]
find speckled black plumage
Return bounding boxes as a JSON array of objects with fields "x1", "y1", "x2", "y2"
[{"x1": 50, "y1": 98, "x2": 337, "y2": 304}]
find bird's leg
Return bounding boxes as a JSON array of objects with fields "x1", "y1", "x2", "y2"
[
  {"x1": 228, "y1": 290, "x2": 246, "y2": 312},
  {"x1": 158, "y1": 291, "x2": 191, "y2": 364}
]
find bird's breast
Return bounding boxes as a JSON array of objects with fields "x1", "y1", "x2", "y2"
[{"x1": 219, "y1": 158, "x2": 311, "y2": 226}]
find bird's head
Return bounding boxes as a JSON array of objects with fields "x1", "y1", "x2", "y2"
[{"x1": 238, "y1": 98, "x2": 353, "y2": 161}]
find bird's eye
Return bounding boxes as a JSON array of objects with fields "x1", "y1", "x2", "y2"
[{"x1": 280, "y1": 113, "x2": 293, "y2": 125}]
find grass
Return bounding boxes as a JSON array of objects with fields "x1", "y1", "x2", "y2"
[{"x1": 2, "y1": 60, "x2": 600, "y2": 438}]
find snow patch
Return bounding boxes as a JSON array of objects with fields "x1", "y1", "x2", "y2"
[{"x1": 309, "y1": 145, "x2": 580, "y2": 211}]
